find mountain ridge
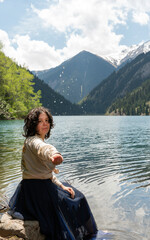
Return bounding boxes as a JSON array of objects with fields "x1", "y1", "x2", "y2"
[
  {"x1": 33, "y1": 50, "x2": 116, "y2": 103},
  {"x1": 105, "y1": 40, "x2": 150, "y2": 67},
  {"x1": 79, "y1": 51, "x2": 150, "y2": 114},
  {"x1": 33, "y1": 41, "x2": 150, "y2": 105}
]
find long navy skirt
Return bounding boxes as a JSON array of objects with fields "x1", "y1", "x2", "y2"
[{"x1": 9, "y1": 179, "x2": 98, "y2": 240}]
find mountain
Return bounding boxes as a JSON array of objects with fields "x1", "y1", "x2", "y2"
[
  {"x1": 79, "y1": 51, "x2": 150, "y2": 115},
  {"x1": 106, "y1": 78, "x2": 150, "y2": 116},
  {"x1": 105, "y1": 40, "x2": 150, "y2": 68},
  {"x1": 32, "y1": 75, "x2": 83, "y2": 115},
  {"x1": 33, "y1": 50, "x2": 115, "y2": 103}
]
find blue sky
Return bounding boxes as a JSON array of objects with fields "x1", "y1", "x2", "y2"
[{"x1": 0, "y1": 0, "x2": 150, "y2": 70}]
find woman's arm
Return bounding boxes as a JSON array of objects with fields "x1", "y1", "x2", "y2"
[{"x1": 27, "y1": 136, "x2": 63, "y2": 165}]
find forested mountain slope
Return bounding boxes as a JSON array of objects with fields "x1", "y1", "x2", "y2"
[
  {"x1": 33, "y1": 75, "x2": 83, "y2": 115},
  {"x1": 79, "y1": 52, "x2": 150, "y2": 114},
  {"x1": 107, "y1": 78, "x2": 150, "y2": 115},
  {"x1": 0, "y1": 47, "x2": 82, "y2": 119},
  {"x1": 0, "y1": 49, "x2": 41, "y2": 119}
]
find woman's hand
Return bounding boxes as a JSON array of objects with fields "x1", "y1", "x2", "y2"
[
  {"x1": 61, "y1": 184, "x2": 75, "y2": 199},
  {"x1": 51, "y1": 154, "x2": 63, "y2": 165}
]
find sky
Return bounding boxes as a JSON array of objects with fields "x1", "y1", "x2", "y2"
[{"x1": 0, "y1": 0, "x2": 150, "y2": 70}]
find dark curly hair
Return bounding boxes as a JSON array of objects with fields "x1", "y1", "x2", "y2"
[{"x1": 23, "y1": 107, "x2": 54, "y2": 139}]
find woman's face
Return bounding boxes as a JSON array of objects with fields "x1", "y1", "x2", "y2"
[{"x1": 36, "y1": 112, "x2": 50, "y2": 140}]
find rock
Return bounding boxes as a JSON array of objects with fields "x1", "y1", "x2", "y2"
[
  {"x1": 0, "y1": 214, "x2": 45, "y2": 240},
  {"x1": 0, "y1": 236, "x2": 23, "y2": 240}
]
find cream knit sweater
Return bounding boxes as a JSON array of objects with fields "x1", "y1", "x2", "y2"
[{"x1": 21, "y1": 135, "x2": 62, "y2": 186}]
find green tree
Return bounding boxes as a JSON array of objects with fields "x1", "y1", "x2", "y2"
[
  {"x1": 107, "y1": 78, "x2": 150, "y2": 116},
  {"x1": 0, "y1": 44, "x2": 41, "y2": 119}
]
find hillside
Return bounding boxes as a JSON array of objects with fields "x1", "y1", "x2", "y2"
[
  {"x1": 106, "y1": 78, "x2": 150, "y2": 115},
  {"x1": 79, "y1": 51, "x2": 150, "y2": 114},
  {"x1": 0, "y1": 49, "x2": 41, "y2": 119},
  {"x1": 0, "y1": 46, "x2": 82, "y2": 119},
  {"x1": 33, "y1": 50, "x2": 115, "y2": 103},
  {"x1": 33, "y1": 75, "x2": 83, "y2": 115}
]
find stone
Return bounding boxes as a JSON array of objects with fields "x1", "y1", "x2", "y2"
[
  {"x1": 0, "y1": 214, "x2": 45, "y2": 240},
  {"x1": 0, "y1": 236, "x2": 23, "y2": 240}
]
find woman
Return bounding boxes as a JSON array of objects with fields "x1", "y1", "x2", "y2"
[{"x1": 9, "y1": 107, "x2": 98, "y2": 240}]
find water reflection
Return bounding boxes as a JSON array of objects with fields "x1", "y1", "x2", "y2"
[
  {"x1": 0, "y1": 116, "x2": 150, "y2": 239},
  {"x1": 0, "y1": 120, "x2": 23, "y2": 195},
  {"x1": 50, "y1": 116, "x2": 150, "y2": 239}
]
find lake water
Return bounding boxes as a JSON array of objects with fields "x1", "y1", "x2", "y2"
[{"x1": 0, "y1": 116, "x2": 150, "y2": 239}]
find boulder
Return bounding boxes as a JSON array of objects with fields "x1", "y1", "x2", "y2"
[{"x1": 0, "y1": 214, "x2": 45, "y2": 240}]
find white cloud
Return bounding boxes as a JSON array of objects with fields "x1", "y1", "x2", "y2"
[
  {"x1": 30, "y1": 0, "x2": 150, "y2": 68},
  {"x1": 0, "y1": 0, "x2": 4, "y2": 2},
  {"x1": 121, "y1": 0, "x2": 150, "y2": 25},
  {"x1": 12, "y1": 35, "x2": 63, "y2": 70},
  {"x1": 1, "y1": 0, "x2": 150, "y2": 70},
  {"x1": 0, "y1": 30, "x2": 62, "y2": 70},
  {"x1": 32, "y1": 0, "x2": 127, "y2": 35},
  {"x1": 32, "y1": 0, "x2": 129, "y2": 59},
  {"x1": 132, "y1": 11, "x2": 150, "y2": 25},
  {"x1": 0, "y1": 30, "x2": 17, "y2": 58}
]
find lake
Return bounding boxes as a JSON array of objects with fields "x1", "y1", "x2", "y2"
[{"x1": 0, "y1": 116, "x2": 150, "y2": 239}]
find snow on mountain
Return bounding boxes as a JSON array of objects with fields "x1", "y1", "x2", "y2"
[{"x1": 105, "y1": 41, "x2": 150, "y2": 67}]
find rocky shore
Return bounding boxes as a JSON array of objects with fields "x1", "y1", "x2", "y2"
[{"x1": 0, "y1": 214, "x2": 45, "y2": 240}]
